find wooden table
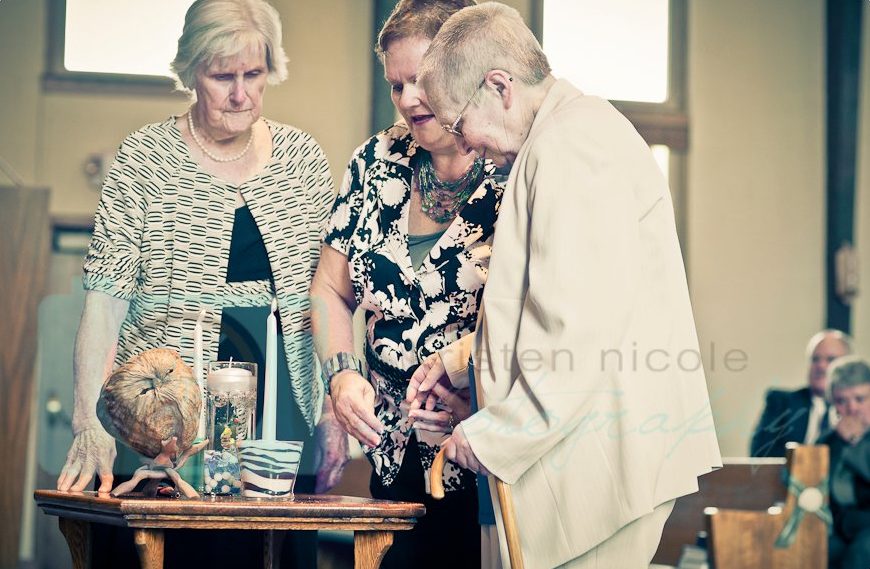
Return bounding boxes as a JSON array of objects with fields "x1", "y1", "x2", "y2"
[{"x1": 34, "y1": 490, "x2": 424, "y2": 569}]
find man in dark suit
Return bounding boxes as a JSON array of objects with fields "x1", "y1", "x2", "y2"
[{"x1": 750, "y1": 329, "x2": 852, "y2": 457}]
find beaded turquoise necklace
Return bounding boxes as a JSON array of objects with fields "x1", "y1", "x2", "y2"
[{"x1": 416, "y1": 153, "x2": 485, "y2": 223}]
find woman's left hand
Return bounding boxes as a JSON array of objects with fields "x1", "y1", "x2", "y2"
[
  {"x1": 313, "y1": 411, "x2": 349, "y2": 493},
  {"x1": 408, "y1": 383, "x2": 472, "y2": 433}
]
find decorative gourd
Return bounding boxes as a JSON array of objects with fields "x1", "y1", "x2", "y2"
[{"x1": 97, "y1": 348, "x2": 201, "y2": 459}]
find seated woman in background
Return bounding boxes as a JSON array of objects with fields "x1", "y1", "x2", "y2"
[
  {"x1": 822, "y1": 356, "x2": 870, "y2": 569},
  {"x1": 310, "y1": 1, "x2": 503, "y2": 567},
  {"x1": 57, "y1": 0, "x2": 342, "y2": 565}
]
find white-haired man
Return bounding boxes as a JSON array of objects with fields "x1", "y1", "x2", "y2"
[
  {"x1": 408, "y1": 3, "x2": 723, "y2": 568},
  {"x1": 750, "y1": 329, "x2": 853, "y2": 457}
]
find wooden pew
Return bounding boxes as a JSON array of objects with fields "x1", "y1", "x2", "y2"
[
  {"x1": 652, "y1": 457, "x2": 788, "y2": 566},
  {"x1": 705, "y1": 445, "x2": 828, "y2": 569}
]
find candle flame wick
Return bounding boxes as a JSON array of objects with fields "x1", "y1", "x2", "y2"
[
  {"x1": 271, "y1": 296, "x2": 278, "y2": 313},
  {"x1": 197, "y1": 308, "x2": 207, "y2": 324}
]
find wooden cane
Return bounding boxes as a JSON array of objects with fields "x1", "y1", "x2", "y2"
[{"x1": 431, "y1": 447, "x2": 525, "y2": 569}]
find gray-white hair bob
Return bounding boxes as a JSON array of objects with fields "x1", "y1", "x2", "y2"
[
  {"x1": 170, "y1": 0, "x2": 289, "y2": 94},
  {"x1": 827, "y1": 356, "x2": 870, "y2": 398}
]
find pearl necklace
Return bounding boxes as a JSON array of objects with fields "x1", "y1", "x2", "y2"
[{"x1": 187, "y1": 110, "x2": 255, "y2": 163}]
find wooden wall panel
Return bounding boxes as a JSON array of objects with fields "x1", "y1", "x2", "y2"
[{"x1": 0, "y1": 185, "x2": 50, "y2": 569}]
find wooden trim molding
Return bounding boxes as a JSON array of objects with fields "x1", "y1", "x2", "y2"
[{"x1": 613, "y1": 105, "x2": 689, "y2": 151}]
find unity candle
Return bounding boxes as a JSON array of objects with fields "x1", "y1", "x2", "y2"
[
  {"x1": 206, "y1": 363, "x2": 257, "y2": 439},
  {"x1": 204, "y1": 361, "x2": 257, "y2": 495}
]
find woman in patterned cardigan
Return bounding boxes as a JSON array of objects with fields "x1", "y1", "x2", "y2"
[
  {"x1": 310, "y1": 1, "x2": 503, "y2": 567},
  {"x1": 57, "y1": 0, "x2": 346, "y2": 508}
]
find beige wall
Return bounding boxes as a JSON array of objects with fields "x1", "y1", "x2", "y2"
[
  {"x1": 0, "y1": 0, "x2": 44, "y2": 185},
  {"x1": 687, "y1": 0, "x2": 827, "y2": 456},
  {"x1": 0, "y1": 0, "x2": 372, "y2": 217}
]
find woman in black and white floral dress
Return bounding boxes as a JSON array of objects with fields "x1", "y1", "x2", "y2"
[{"x1": 310, "y1": 1, "x2": 502, "y2": 567}]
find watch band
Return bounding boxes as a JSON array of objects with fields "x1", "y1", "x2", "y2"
[{"x1": 322, "y1": 352, "x2": 365, "y2": 393}]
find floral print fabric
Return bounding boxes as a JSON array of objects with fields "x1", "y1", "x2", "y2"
[{"x1": 323, "y1": 124, "x2": 503, "y2": 492}]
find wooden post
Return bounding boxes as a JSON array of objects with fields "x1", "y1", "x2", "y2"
[{"x1": 0, "y1": 185, "x2": 49, "y2": 569}]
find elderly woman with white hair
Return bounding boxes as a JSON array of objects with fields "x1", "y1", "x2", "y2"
[
  {"x1": 413, "y1": 3, "x2": 722, "y2": 567},
  {"x1": 57, "y1": 0, "x2": 343, "y2": 565},
  {"x1": 821, "y1": 356, "x2": 870, "y2": 569}
]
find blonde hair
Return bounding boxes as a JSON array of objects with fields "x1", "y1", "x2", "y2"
[
  {"x1": 376, "y1": 0, "x2": 476, "y2": 58},
  {"x1": 418, "y1": 2, "x2": 550, "y2": 115},
  {"x1": 170, "y1": 0, "x2": 288, "y2": 94}
]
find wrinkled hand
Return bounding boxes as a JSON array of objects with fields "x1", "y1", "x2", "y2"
[
  {"x1": 406, "y1": 352, "x2": 452, "y2": 411},
  {"x1": 837, "y1": 415, "x2": 869, "y2": 445},
  {"x1": 314, "y1": 411, "x2": 350, "y2": 493},
  {"x1": 409, "y1": 384, "x2": 472, "y2": 433},
  {"x1": 441, "y1": 425, "x2": 489, "y2": 475},
  {"x1": 331, "y1": 371, "x2": 384, "y2": 447},
  {"x1": 57, "y1": 426, "x2": 117, "y2": 493}
]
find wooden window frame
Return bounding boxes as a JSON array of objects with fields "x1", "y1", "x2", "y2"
[{"x1": 43, "y1": 0, "x2": 184, "y2": 97}]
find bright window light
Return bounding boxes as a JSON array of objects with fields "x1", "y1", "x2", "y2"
[
  {"x1": 651, "y1": 144, "x2": 670, "y2": 184},
  {"x1": 64, "y1": 0, "x2": 194, "y2": 77},
  {"x1": 543, "y1": 0, "x2": 669, "y2": 103}
]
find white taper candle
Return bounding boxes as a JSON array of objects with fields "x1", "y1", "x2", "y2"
[
  {"x1": 195, "y1": 308, "x2": 207, "y2": 439},
  {"x1": 262, "y1": 296, "x2": 278, "y2": 441}
]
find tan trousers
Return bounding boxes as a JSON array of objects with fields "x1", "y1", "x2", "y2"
[{"x1": 482, "y1": 500, "x2": 675, "y2": 569}]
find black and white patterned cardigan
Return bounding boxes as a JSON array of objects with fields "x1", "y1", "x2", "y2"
[
  {"x1": 323, "y1": 123, "x2": 504, "y2": 492},
  {"x1": 82, "y1": 117, "x2": 334, "y2": 432}
]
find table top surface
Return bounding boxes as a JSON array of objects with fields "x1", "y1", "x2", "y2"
[{"x1": 34, "y1": 489, "x2": 425, "y2": 520}]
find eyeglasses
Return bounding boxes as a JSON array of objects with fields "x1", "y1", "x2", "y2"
[{"x1": 441, "y1": 78, "x2": 486, "y2": 137}]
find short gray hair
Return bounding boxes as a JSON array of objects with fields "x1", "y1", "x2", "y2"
[
  {"x1": 418, "y1": 2, "x2": 550, "y2": 117},
  {"x1": 170, "y1": 0, "x2": 289, "y2": 94},
  {"x1": 827, "y1": 356, "x2": 870, "y2": 397},
  {"x1": 805, "y1": 329, "x2": 853, "y2": 360}
]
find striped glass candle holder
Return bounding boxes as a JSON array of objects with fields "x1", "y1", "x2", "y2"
[{"x1": 238, "y1": 440, "x2": 304, "y2": 498}]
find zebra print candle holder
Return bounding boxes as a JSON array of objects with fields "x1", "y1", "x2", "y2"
[{"x1": 238, "y1": 440, "x2": 304, "y2": 498}]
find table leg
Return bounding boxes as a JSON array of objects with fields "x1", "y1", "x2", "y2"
[
  {"x1": 354, "y1": 530, "x2": 394, "y2": 569},
  {"x1": 264, "y1": 529, "x2": 285, "y2": 569},
  {"x1": 58, "y1": 518, "x2": 91, "y2": 569},
  {"x1": 133, "y1": 528, "x2": 165, "y2": 569}
]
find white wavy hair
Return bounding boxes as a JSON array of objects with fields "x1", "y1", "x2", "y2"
[{"x1": 170, "y1": 0, "x2": 289, "y2": 95}]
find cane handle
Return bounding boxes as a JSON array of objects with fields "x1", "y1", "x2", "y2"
[{"x1": 430, "y1": 447, "x2": 446, "y2": 500}]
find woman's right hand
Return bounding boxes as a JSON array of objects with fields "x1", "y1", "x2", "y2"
[
  {"x1": 408, "y1": 384, "x2": 472, "y2": 433},
  {"x1": 330, "y1": 371, "x2": 384, "y2": 447},
  {"x1": 57, "y1": 426, "x2": 117, "y2": 492}
]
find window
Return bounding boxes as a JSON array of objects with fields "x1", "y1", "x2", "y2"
[
  {"x1": 543, "y1": 0, "x2": 669, "y2": 103},
  {"x1": 533, "y1": 0, "x2": 688, "y2": 245},
  {"x1": 44, "y1": 0, "x2": 193, "y2": 94},
  {"x1": 651, "y1": 145, "x2": 670, "y2": 185},
  {"x1": 535, "y1": 0, "x2": 687, "y2": 148}
]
